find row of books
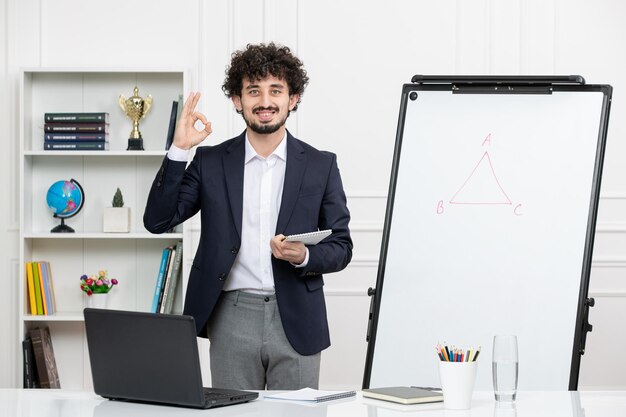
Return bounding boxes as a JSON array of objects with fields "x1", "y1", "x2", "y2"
[
  {"x1": 25, "y1": 261, "x2": 56, "y2": 315},
  {"x1": 44, "y1": 112, "x2": 110, "y2": 151},
  {"x1": 23, "y1": 326, "x2": 61, "y2": 388},
  {"x1": 151, "y1": 241, "x2": 183, "y2": 314}
]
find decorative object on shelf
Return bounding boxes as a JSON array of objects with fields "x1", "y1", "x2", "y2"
[
  {"x1": 80, "y1": 270, "x2": 118, "y2": 309},
  {"x1": 119, "y1": 86, "x2": 153, "y2": 151},
  {"x1": 43, "y1": 113, "x2": 110, "y2": 151},
  {"x1": 46, "y1": 179, "x2": 85, "y2": 233},
  {"x1": 103, "y1": 188, "x2": 131, "y2": 233}
]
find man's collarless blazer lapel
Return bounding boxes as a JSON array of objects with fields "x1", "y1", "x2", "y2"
[
  {"x1": 223, "y1": 133, "x2": 246, "y2": 239},
  {"x1": 276, "y1": 133, "x2": 306, "y2": 234}
]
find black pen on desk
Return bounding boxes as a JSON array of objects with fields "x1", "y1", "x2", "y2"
[{"x1": 411, "y1": 386, "x2": 442, "y2": 392}]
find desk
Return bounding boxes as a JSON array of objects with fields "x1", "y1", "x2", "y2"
[{"x1": 1, "y1": 390, "x2": 626, "y2": 417}]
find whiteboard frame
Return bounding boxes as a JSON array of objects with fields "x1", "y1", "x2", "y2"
[{"x1": 363, "y1": 76, "x2": 613, "y2": 390}]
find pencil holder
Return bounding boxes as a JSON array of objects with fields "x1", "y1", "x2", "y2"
[{"x1": 438, "y1": 361, "x2": 477, "y2": 410}]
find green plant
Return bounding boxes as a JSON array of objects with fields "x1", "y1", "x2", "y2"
[{"x1": 112, "y1": 188, "x2": 124, "y2": 207}]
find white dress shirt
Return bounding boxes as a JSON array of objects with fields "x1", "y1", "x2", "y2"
[
  {"x1": 223, "y1": 134, "x2": 286, "y2": 293},
  {"x1": 167, "y1": 133, "x2": 307, "y2": 295}
]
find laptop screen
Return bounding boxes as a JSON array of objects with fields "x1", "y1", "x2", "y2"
[{"x1": 84, "y1": 308, "x2": 205, "y2": 407}]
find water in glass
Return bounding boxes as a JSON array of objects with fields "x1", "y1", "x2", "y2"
[
  {"x1": 492, "y1": 360, "x2": 518, "y2": 401},
  {"x1": 492, "y1": 335, "x2": 518, "y2": 401}
]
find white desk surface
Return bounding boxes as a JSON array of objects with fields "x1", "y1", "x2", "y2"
[{"x1": 1, "y1": 389, "x2": 626, "y2": 417}]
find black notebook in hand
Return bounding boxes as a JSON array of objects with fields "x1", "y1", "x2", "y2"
[{"x1": 362, "y1": 386, "x2": 443, "y2": 405}]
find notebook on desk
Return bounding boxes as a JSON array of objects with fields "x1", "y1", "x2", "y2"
[{"x1": 84, "y1": 308, "x2": 258, "y2": 409}]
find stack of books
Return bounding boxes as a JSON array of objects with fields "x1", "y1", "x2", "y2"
[
  {"x1": 25, "y1": 261, "x2": 56, "y2": 316},
  {"x1": 150, "y1": 240, "x2": 183, "y2": 314},
  {"x1": 23, "y1": 326, "x2": 61, "y2": 388},
  {"x1": 43, "y1": 112, "x2": 109, "y2": 151}
]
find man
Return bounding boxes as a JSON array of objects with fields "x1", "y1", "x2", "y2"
[{"x1": 143, "y1": 43, "x2": 352, "y2": 390}]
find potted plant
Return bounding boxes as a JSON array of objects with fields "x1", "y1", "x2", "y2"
[
  {"x1": 80, "y1": 270, "x2": 119, "y2": 309},
  {"x1": 103, "y1": 188, "x2": 131, "y2": 232}
]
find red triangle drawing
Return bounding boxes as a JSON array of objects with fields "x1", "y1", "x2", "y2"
[{"x1": 449, "y1": 152, "x2": 512, "y2": 205}]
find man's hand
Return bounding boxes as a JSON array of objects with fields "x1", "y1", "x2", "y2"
[
  {"x1": 173, "y1": 92, "x2": 212, "y2": 150},
  {"x1": 270, "y1": 234, "x2": 306, "y2": 265}
]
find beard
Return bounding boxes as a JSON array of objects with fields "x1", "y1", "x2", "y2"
[{"x1": 242, "y1": 106, "x2": 289, "y2": 134}]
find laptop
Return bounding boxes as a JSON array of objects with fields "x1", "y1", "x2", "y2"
[{"x1": 84, "y1": 308, "x2": 258, "y2": 409}]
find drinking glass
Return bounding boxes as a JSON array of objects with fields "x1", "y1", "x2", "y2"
[{"x1": 492, "y1": 335, "x2": 518, "y2": 401}]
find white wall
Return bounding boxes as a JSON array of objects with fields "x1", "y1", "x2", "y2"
[{"x1": 1, "y1": 0, "x2": 625, "y2": 390}]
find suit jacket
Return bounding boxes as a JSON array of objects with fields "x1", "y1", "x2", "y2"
[{"x1": 143, "y1": 130, "x2": 353, "y2": 355}]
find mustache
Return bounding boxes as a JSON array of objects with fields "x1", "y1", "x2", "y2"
[{"x1": 253, "y1": 106, "x2": 279, "y2": 113}]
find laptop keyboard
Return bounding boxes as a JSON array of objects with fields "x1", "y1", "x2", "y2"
[{"x1": 203, "y1": 390, "x2": 233, "y2": 402}]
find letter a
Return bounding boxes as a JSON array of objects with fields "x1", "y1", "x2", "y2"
[{"x1": 482, "y1": 133, "x2": 492, "y2": 147}]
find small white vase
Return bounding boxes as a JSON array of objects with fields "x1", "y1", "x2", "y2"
[
  {"x1": 87, "y1": 293, "x2": 109, "y2": 309},
  {"x1": 103, "y1": 207, "x2": 131, "y2": 233}
]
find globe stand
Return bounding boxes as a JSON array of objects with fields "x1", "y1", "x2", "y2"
[{"x1": 51, "y1": 218, "x2": 75, "y2": 233}]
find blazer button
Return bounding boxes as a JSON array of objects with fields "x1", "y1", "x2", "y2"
[
  {"x1": 218, "y1": 273, "x2": 226, "y2": 281},
  {"x1": 231, "y1": 247, "x2": 239, "y2": 255}
]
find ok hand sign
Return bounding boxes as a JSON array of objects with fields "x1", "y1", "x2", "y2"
[{"x1": 173, "y1": 92, "x2": 212, "y2": 150}]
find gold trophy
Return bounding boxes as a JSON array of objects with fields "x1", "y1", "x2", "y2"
[{"x1": 119, "y1": 86, "x2": 153, "y2": 150}]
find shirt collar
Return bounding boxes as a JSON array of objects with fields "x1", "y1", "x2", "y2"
[{"x1": 244, "y1": 131, "x2": 288, "y2": 164}]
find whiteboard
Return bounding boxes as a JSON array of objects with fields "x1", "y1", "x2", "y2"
[{"x1": 364, "y1": 81, "x2": 611, "y2": 391}]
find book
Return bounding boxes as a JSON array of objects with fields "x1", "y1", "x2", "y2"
[
  {"x1": 39, "y1": 262, "x2": 55, "y2": 315},
  {"x1": 264, "y1": 387, "x2": 356, "y2": 402},
  {"x1": 176, "y1": 94, "x2": 183, "y2": 121},
  {"x1": 44, "y1": 141, "x2": 108, "y2": 150},
  {"x1": 44, "y1": 123, "x2": 108, "y2": 133},
  {"x1": 165, "y1": 100, "x2": 178, "y2": 150},
  {"x1": 31, "y1": 262, "x2": 44, "y2": 315},
  {"x1": 44, "y1": 112, "x2": 109, "y2": 123},
  {"x1": 29, "y1": 327, "x2": 61, "y2": 388},
  {"x1": 44, "y1": 133, "x2": 108, "y2": 141},
  {"x1": 150, "y1": 247, "x2": 171, "y2": 313},
  {"x1": 157, "y1": 247, "x2": 175, "y2": 313},
  {"x1": 44, "y1": 262, "x2": 57, "y2": 314},
  {"x1": 162, "y1": 240, "x2": 183, "y2": 314},
  {"x1": 362, "y1": 386, "x2": 443, "y2": 405},
  {"x1": 36, "y1": 262, "x2": 48, "y2": 315},
  {"x1": 37, "y1": 262, "x2": 53, "y2": 315},
  {"x1": 25, "y1": 262, "x2": 37, "y2": 315},
  {"x1": 22, "y1": 336, "x2": 39, "y2": 388},
  {"x1": 284, "y1": 229, "x2": 332, "y2": 245}
]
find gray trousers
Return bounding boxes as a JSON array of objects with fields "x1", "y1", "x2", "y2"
[{"x1": 207, "y1": 290, "x2": 321, "y2": 390}]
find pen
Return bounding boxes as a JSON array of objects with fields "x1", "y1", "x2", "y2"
[
  {"x1": 411, "y1": 386, "x2": 442, "y2": 392},
  {"x1": 436, "y1": 347, "x2": 444, "y2": 361},
  {"x1": 437, "y1": 343, "x2": 481, "y2": 362},
  {"x1": 442, "y1": 346, "x2": 449, "y2": 362}
]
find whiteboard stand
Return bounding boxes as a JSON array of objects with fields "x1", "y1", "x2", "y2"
[{"x1": 363, "y1": 75, "x2": 612, "y2": 391}]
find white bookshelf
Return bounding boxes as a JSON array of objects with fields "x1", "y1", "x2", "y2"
[{"x1": 18, "y1": 68, "x2": 190, "y2": 389}]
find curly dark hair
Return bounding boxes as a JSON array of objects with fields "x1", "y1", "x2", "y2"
[{"x1": 222, "y1": 42, "x2": 309, "y2": 111}]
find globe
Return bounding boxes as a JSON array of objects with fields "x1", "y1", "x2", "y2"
[{"x1": 46, "y1": 179, "x2": 85, "y2": 233}]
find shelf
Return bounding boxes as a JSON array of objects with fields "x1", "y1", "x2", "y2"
[
  {"x1": 24, "y1": 232, "x2": 182, "y2": 239},
  {"x1": 23, "y1": 312, "x2": 85, "y2": 322},
  {"x1": 24, "y1": 150, "x2": 168, "y2": 157},
  {"x1": 19, "y1": 68, "x2": 189, "y2": 389}
]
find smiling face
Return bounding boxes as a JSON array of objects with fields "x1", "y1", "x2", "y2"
[{"x1": 232, "y1": 76, "x2": 300, "y2": 135}]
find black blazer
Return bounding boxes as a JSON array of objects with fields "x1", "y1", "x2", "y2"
[{"x1": 143, "y1": 131, "x2": 353, "y2": 355}]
